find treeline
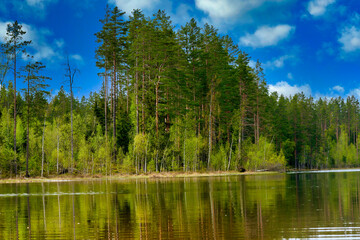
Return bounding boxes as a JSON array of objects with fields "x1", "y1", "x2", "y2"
[{"x1": 0, "y1": 8, "x2": 359, "y2": 177}]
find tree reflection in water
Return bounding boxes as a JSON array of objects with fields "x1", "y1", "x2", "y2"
[{"x1": 1, "y1": 172, "x2": 360, "y2": 238}]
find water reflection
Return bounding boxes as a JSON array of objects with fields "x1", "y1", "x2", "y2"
[{"x1": 1, "y1": 172, "x2": 360, "y2": 238}]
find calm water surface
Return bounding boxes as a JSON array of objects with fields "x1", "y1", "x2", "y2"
[{"x1": 1, "y1": 171, "x2": 360, "y2": 239}]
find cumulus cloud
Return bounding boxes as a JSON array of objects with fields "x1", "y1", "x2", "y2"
[
  {"x1": 0, "y1": 22, "x2": 8, "y2": 39},
  {"x1": 195, "y1": 0, "x2": 284, "y2": 19},
  {"x1": 0, "y1": 0, "x2": 58, "y2": 19},
  {"x1": 348, "y1": 88, "x2": 360, "y2": 98},
  {"x1": 240, "y1": 25, "x2": 295, "y2": 48},
  {"x1": 0, "y1": 21, "x2": 67, "y2": 62},
  {"x1": 26, "y1": 0, "x2": 57, "y2": 9},
  {"x1": 268, "y1": 81, "x2": 311, "y2": 98},
  {"x1": 263, "y1": 55, "x2": 294, "y2": 69},
  {"x1": 70, "y1": 54, "x2": 84, "y2": 65},
  {"x1": 248, "y1": 60, "x2": 257, "y2": 69},
  {"x1": 307, "y1": 0, "x2": 335, "y2": 17},
  {"x1": 338, "y1": 26, "x2": 360, "y2": 53},
  {"x1": 170, "y1": 4, "x2": 193, "y2": 26},
  {"x1": 332, "y1": 85, "x2": 344, "y2": 93}
]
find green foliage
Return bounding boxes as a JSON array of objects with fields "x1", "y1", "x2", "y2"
[
  {"x1": 211, "y1": 145, "x2": 228, "y2": 171},
  {"x1": 246, "y1": 137, "x2": 286, "y2": 171},
  {"x1": 330, "y1": 125, "x2": 357, "y2": 167}
]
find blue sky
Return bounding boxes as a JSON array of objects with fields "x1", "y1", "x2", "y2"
[{"x1": 1, "y1": 0, "x2": 360, "y2": 99}]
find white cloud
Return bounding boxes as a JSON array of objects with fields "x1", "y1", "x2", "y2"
[
  {"x1": 26, "y1": 0, "x2": 57, "y2": 9},
  {"x1": 0, "y1": 21, "x2": 65, "y2": 62},
  {"x1": 195, "y1": 0, "x2": 284, "y2": 19},
  {"x1": 339, "y1": 26, "x2": 360, "y2": 53},
  {"x1": 170, "y1": 4, "x2": 193, "y2": 27},
  {"x1": 268, "y1": 81, "x2": 311, "y2": 98},
  {"x1": 348, "y1": 88, "x2": 360, "y2": 98},
  {"x1": 70, "y1": 54, "x2": 84, "y2": 65},
  {"x1": 240, "y1": 25, "x2": 295, "y2": 48},
  {"x1": 248, "y1": 60, "x2": 257, "y2": 69},
  {"x1": 0, "y1": 0, "x2": 58, "y2": 19},
  {"x1": 332, "y1": 85, "x2": 344, "y2": 93},
  {"x1": 263, "y1": 55, "x2": 294, "y2": 69},
  {"x1": 307, "y1": 0, "x2": 335, "y2": 17},
  {"x1": 287, "y1": 73, "x2": 293, "y2": 80},
  {"x1": 0, "y1": 22, "x2": 8, "y2": 40},
  {"x1": 109, "y1": 0, "x2": 160, "y2": 15}
]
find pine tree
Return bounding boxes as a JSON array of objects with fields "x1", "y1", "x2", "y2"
[
  {"x1": 22, "y1": 61, "x2": 50, "y2": 177},
  {"x1": 106, "y1": 7, "x2": 127, "y2": 161},
  {"x1": 95, "y1": 6, "x2": 111, "y2": 141},
  {"x1": 1, "y1": 21, "x2": 31, "y2": 176}
]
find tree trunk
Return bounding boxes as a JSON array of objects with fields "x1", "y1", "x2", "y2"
[
  {"x1": 26, "y1": 74, "x2": 30, "y2": 178},
  {"x1": 142, "y1": 56, "x2": 146, "y2": 134},
  {"x1": 183, "y1": 128, "x2": 186, "y2": 172},
  {"x1": 155, "y1": 79, "x2": 160, "y2": 137},
  {"x1": 135, "y1": 56, "x2": 139, "y2": 134},
  {"x1": 13, "y1": 47, "x2": 17, "y2": 176},
  {"x1": 70, "y1": 81, "x2": 74, "y2": 174},
  {"x1": 105, "y1": 66, "x2": 108, "y2": 139},
  {"x1": 294, "y1": 119, "x2": 297, "y2": 169},
  {"x1": 41, "y1": 115, "x2": 46, "y2": 177},
  {"x1": 228, "y1": 135, "x2": 233, "y2": 170},
  {"x1": 57, "y1": 122, "x2": 59, "y2": 174},
  {"x1": 112, "y1": 53, "x2": 117, "y2": 162},
  {"x1": 126, "y1": 73, "x2": 129, "y2": 113},
  {"x1": 208, "y1": 85, "x2": 213, "y2": 169}
]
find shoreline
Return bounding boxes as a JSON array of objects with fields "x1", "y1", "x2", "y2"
[
  {"x1": 0, "y1": 170, "x2": 280, "y2": 184},
  {"x1": 2, "y1": 167, "x2": 360, "y2": 184}
]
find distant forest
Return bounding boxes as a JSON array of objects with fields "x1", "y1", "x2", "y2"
[{"x1": 0, "y1": 7, "x2": 358, "y2": 177}]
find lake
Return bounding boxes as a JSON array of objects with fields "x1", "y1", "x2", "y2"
[{"x1": 1, "y1": 170, "x2": 360, "y2": 239}]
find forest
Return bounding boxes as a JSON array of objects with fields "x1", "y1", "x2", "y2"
[{"x1": 0, "y1": 7, "x2": 359, "y2": 177}]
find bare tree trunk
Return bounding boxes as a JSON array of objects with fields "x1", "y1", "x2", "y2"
[
  {"x1": 65, "y1": 57, "x2": 77, "y2": 174},
  {"x1": 41, "y1": 115, "x2": 46, "y2": 177},
  {"x1": 208, "y1": 86, "x2": 213, "y2": 169},
  {"x1": 256, "y1": 93, "x2": 260, "y2": 144},
  {"x1": 126, "y1": 73, "x2": 129, "y2": 113},
  {"x1": 57, "y1": 124, "x2": 59, "y2": 174},
  {"x1": 294, "y1": 118, "x2": 298, "y2": 169},
  {"x1": 13, "y1": 47, "x2": 17, "y2": 177},
  {"x1": 144, "y1": 140, "x2": 148, "y2": 173},
  {"x1": 104, "y1": 68, "x2": 109, "y2": 176},
  {"x1": 142, "y1": 58, "x2": 145, "y2": 134},
  {"x1": 357, "y1": 125, "x2": 359, "y2": 164},
  {"x1": 135, "y1": 56, "x2": 139, "y2": 134},
  {"x1": 104, "y1": 67, "x2": 108, "y2": 139},
  {"x1": 70, "y1": 81, "x2": 74, "y2": 173},
  {"x1": 26, "y1": 74, "x2": 30, "y2": 177},
  {"x1": 228, "y1": 135, "x2": 233, "y2": 170},
  {"x1": 112, "y1": 54, "x2": 117, "y2": 162},
  {"x1": 183, "y1": 128, "x2": 186, "y2": 172},
  {"x1": 155, "y1": 79, "x2": 160, "y2": 137}
]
